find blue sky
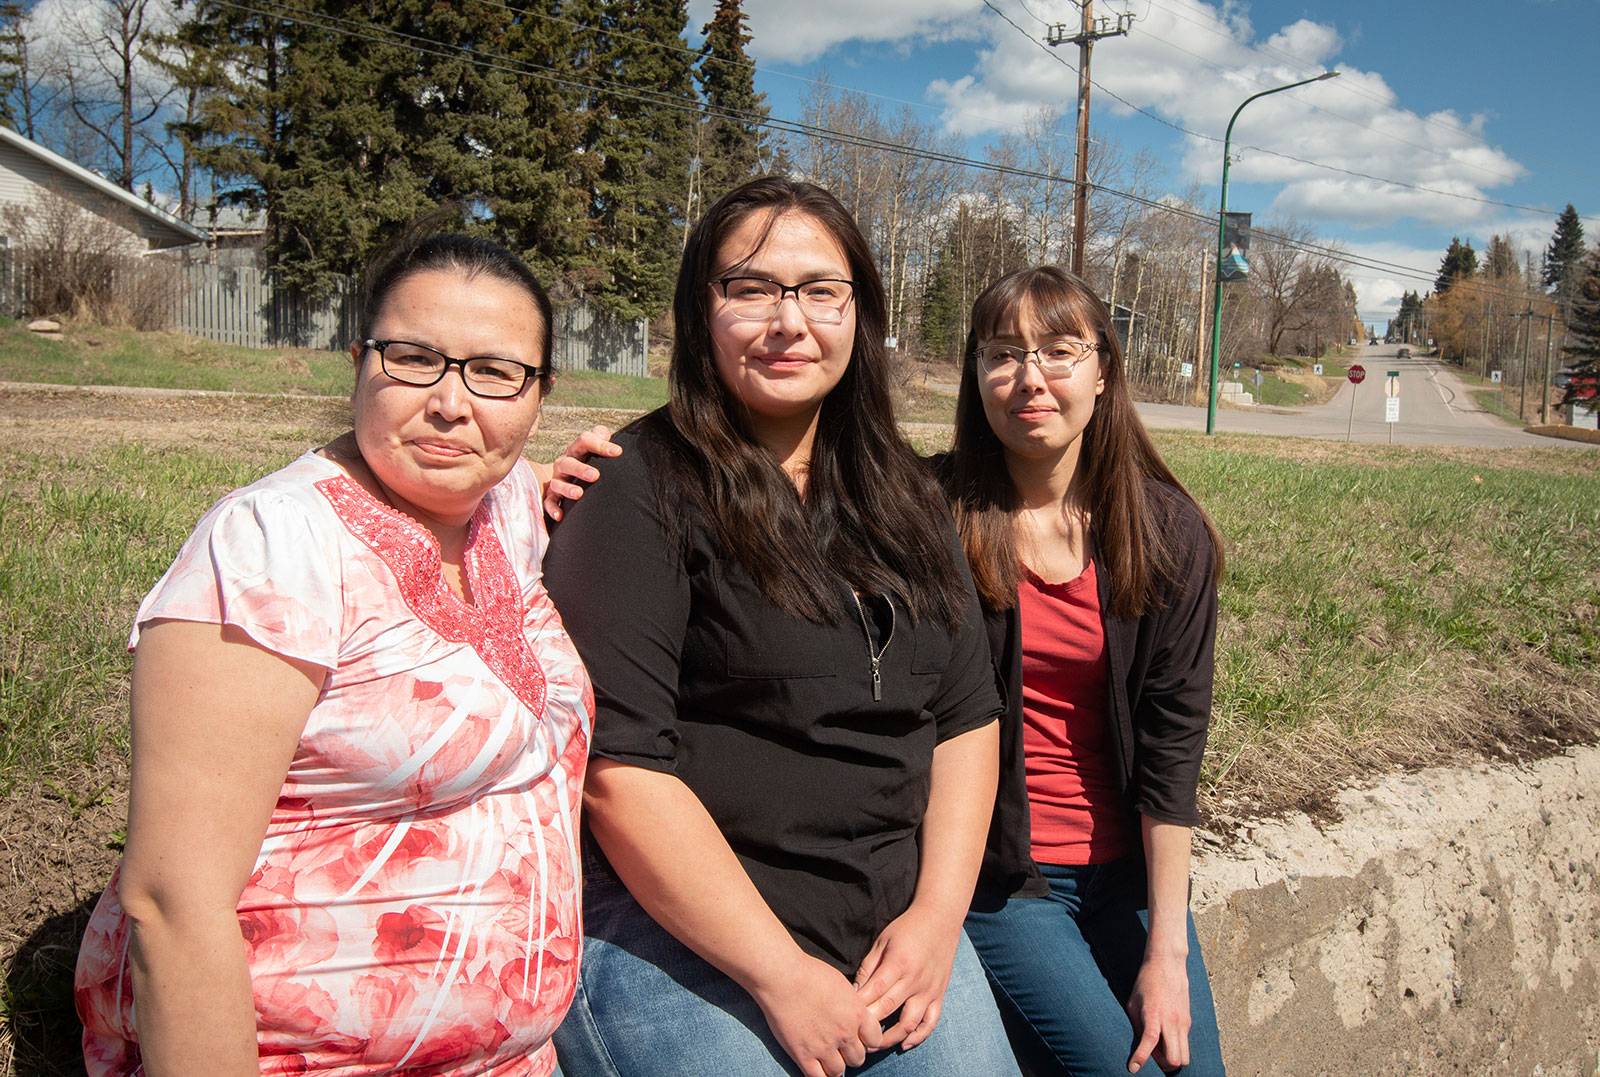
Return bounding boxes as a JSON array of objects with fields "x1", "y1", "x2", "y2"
[{"x1": 690, "y1": 0, "x2": 1600, "y2": 329}]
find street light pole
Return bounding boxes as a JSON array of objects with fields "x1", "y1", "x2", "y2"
[{"x1": 1205, "y1": 70, "x2": 1339, "y2": 435}]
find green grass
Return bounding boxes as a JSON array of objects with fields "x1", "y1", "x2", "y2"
[
  {"x1": 1159, "y1": 433, "x2": 1600, "y2": 798},
  {"x1": 550, "y1": 368, "x2": 666, "y2": 411},
  {"x1": 0, "y1": 324, "x2": 356, "y2": 396},
  {"x1": 0, "y1": 443, "x2": 299, "y2": 793},
  {"x1": 1471, "y1": 388, "x2": 1524, "y2": 426},
  {"x1": 0, "y1": 323, "x2": 671, "y2": 409},
  {"x1": 1251, "y1": 370, "x2": 1309, "y2": 407},
  {"x1": 5, "y1": 415, "x2": 1596, "y2": 800}
]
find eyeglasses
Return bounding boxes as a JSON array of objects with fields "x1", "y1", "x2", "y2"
[
  {"x1": 361, "y1": 339, "x2": 546, "y2": 399},
  {"x1": 975, "y1": 339, "x2": 1100, "y2": 378},
  {"x1": 710, "y1": 277, "x2": 856, "y2": 324}
]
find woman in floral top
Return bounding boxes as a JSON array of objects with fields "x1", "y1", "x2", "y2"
[{"x1": 74, "y1": 234, "x2": 596, "y2": 1077}]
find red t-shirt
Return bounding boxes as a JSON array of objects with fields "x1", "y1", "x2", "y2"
[{"x1": 1019, "y1": 561, "x2": 1134, "y2": 865}]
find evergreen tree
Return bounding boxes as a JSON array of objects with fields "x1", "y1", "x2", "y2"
[
  {"x1": 501, "y1": 1, "x2": 590, "y2": 287},
  {"x1": 921, "y1": 202, "x2": 1027, "y2": 363},
  {"x1": 1561, "y1": 245, "x2": 1600, "y2": 417},
  {"x1": 696, "y1": 0, "x2": 768, "y2": 202},
  {"x1": 1483, "y1": 234, "x2": 1520, "y2": 283},
  {"x1": 0, "y1": 1, "x2": 22, "y2": 129},
  {"x1": 1543, "y1": 203, "x2": 1586, "y2": 317},
  {"x1": 1393, "y1": 290, "x2": 1424, "y2": 342},
  {"x1": 1434, "y1": 237, "x2": 1478, "y2": 296},
  {"x1": 583, "y1": 0, "x2": 696, "y2": 319}
]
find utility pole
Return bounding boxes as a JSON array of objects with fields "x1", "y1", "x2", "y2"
[
  {"x1": 1542, "y1": 309, "x2": 1555, "y2": 423},
  {"x1": 1047, "y1": 6, "x2": 1133, "y2": 277},
  {"x1": 1514, "y1": 306, "x2": 1533, "y2": 422}
]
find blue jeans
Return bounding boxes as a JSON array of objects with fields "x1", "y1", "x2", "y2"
[
  {"x1": 555, "y1": 870, "x2": 1021, "y2": 1077},
  {"x1": 964, "y1": 857, "x2": 1225, "y2": 1077}
]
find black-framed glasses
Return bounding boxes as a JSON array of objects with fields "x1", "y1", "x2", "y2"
[
  {"x1": 975, "y1": 339, "x2": 1100, "y2": 377},
  {"x1": 709, "y1": 276, "x2": 856, "y2": 324},
  {"x1": 361, "y1": 339, "x2": 546, "y2": 399}
]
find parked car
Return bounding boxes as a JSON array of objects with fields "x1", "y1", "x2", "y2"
[{"x1": 1397, "y1": 346, "x2": 1411, "y2": 358}]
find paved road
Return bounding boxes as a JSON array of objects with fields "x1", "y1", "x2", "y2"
[{"x1": 1134, "y1": 343, "x2": 1583, "y2": 449}]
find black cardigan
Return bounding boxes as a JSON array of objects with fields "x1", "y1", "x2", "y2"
[{"x1": 974, "y1": 479, "x2": 1218, "y2": 902}]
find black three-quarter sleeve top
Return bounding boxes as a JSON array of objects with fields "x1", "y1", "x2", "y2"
[{"x1": 543, "y1": 414, "x2": 1001, "y2": 975}]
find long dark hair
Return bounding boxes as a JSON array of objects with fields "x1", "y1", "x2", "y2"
[
  {"x1": 358, "y1": 230, "x2": 555, "y2": 393},
  {"x1": 940, "y1": 265, "x2": 1223, "y2": 616},
  {"x1": 651, "y1": 175, "x2": 965, "y2": 627}
]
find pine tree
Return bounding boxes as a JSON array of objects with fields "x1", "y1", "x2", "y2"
[
  {"x1": 1543, "y1": 203, "x2": 1586, "y2": 318},
  {"x1": 1434, "y1": 237, "x2": 1478, "y2": 296},
  {"x1": 1483, "y1": 234, "x2": 1520, "y2": 283},
  {"x1": 1561, "y1": 245, "x2": 1600, "y2": 417},
  {"x1": 696, "y1": 0, "x2": 769, "y2": 203},
  {"x1": 583, "y1": 0, "x2": 696, "y2": 319},
  {"x1": 500, "y1": 1, "x2": 589, "y2": 287},
  {"x1": 0, "y1": 1, "x2": 23, "y2": 129}
]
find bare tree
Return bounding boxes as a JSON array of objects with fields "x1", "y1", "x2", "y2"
[{"x1": 48, "y1": 0, "x2": 178, "y2": 191}]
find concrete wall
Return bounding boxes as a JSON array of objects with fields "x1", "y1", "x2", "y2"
[{"x1": 1191, "y1": 747, "x2": 1600, "y2": 1075}]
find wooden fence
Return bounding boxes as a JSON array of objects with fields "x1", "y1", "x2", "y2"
[{"x1": 175, "y1": 262, "x2": 649, "y2": 376}]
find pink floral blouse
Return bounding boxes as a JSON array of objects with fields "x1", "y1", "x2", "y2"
[{"x1": 75, "y1": 452, "x2": 592, "y2": 1077}]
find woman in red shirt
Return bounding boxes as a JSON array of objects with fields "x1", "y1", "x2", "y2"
[{"x1": 938, "y1": 266, "x2": 1228, "y2": 1076}]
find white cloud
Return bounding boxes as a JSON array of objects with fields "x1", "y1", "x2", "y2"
[
  {"x1": 735, "y1": 0, "x2": 984, "y2": 65},
  {"x1": 922, "y1": 0, "x2": 1528, "y2": 232}
]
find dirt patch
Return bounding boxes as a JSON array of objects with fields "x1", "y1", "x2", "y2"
[{"x1": 1194, "y1": 746, "x2": 1600, "y2": 1075}]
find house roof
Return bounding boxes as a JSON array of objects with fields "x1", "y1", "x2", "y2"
[{"x1": 0, "y1": 125, "x2": 205, "y2": 248}]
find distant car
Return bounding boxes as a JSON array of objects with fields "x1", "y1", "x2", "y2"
[{"x1": 1397, "y1": 347, "x2": 1411, "y2": 358}]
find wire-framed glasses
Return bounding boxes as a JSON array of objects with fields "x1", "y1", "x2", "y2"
[
  {"x1": 362, "y1": 339, "x2": 545, "y2": 399},
  {"x1": 975, "y1": 339, "x2": 1100, "y2": 377},
  {"x1": 710, "y1": 277, "x2": 856, "y2": 324}
]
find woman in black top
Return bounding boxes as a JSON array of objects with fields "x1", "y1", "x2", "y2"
[
  {"x1": 544, "y1": 178, "x2": 1019, "y2": 1077},
  {"x1": 940, "y1": 266, "x2": 1227, "y2": 1076}
]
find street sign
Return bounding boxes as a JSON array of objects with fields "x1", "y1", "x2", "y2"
[
  {"x1": 1385, "y1": 397, "x2": 1400, "y2": 423},
  {"x1": 1252, "y1": 370, "x2": 1264, "y2": 386},
  {"x1": 1181, "y1": 361, "x2": 1194, "y2": 379},
  {"x1": 1491, "y1": 370, "x2": 1503, "y2": 384},
  {"x1": 1313, "y1": 363, "x2": 1323, "y2": 375},
  {"x1": 1348, "y1": 365, "x2": 1366, "y2": 384},
  {"x1": 1386, "y1": 372, "x2": 1400, "y2": 398}
]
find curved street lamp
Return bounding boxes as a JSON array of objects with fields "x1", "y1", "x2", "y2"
[{"x1": 1206, "y1": 70, "x2": 1340, "y2": 435}]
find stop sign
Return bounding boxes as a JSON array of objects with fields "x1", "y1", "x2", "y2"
[{"x1": 1348, "y1": 364, "x2": 1366, "y2": 384}]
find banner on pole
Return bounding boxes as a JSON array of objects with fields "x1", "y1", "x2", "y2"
[{"x1": 1220, "y1": 213, "x2": 1252, "y2": 281}]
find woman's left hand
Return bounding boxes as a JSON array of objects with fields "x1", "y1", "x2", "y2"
[
  {"x1": 541, "y1": 425, "x2": 620, "y2": 520},
  {"x1": 1125, "y1": 951, "x2": 1192, "y2": 1073},
  {"x1": 853, "y1": 902, "x2": 962, "y2": 1051}
]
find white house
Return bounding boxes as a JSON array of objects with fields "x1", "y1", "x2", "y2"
[{"x1": 0, "y1": 125, "x2": 203, "y2": 250}]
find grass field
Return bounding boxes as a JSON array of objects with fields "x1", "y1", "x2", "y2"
[{"x1": 2, "y1": 329, "x2": 1599, "y2": 1074}]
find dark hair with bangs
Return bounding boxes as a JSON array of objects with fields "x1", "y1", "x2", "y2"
[
  {"x1": 650, "y1": 175, "x2": 966, "y2": 627},
  {"x1": 358, "y1": 230, "x2": 555, "y2": 393},
  {"x1": 939, "y1": 265, "x2": 1223, "y2": 616}
]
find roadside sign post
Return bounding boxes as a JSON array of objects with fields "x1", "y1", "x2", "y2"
[
  {"x1": 1346, "y1": 364, "x2": 1366, "y2": 441},
  {"x1": 1382, "y1": 368, "x2": 1395, "y2": 438},
  {"x1": 1385, "y1": 370, "x2": 1400, "y2": 443}
]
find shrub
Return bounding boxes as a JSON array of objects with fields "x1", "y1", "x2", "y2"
[{"x1": 1, "y1": 186, "x2": 178, "y2": 330}]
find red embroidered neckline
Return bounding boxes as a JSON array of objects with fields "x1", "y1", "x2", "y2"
[{"x1": 314, "y1": 474, "x2": 547, "y2": 716}]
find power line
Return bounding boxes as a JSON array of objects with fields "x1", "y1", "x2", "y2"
[{"x1": 201, "y1": 0, "x2": 1535, "y2": 305}]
